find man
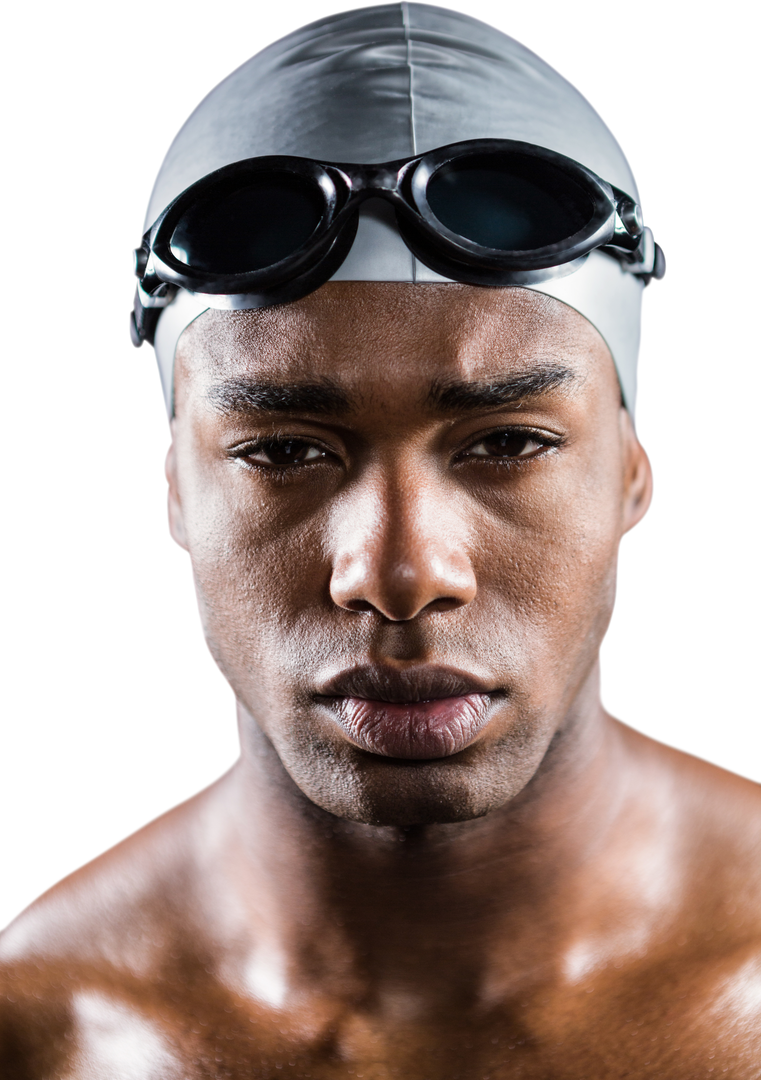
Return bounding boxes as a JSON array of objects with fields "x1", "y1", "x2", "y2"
[{"x1": 1, "y1": 4, "x2": 759, "y2": 1077}]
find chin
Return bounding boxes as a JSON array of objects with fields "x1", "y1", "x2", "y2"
[{"x1": 279, "y1": 736, "x2": 553, "y2": 828}]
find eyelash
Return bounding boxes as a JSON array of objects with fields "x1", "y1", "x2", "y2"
[
  {"x1": 229, "y1": 436, "x2": 334, "y2": 473},
  {"x1": 453, "y1": 426, "x2": 564, "y2": 466},
  {"x1": 229, "y1": 426, "x2": 563, "y2": 473}
]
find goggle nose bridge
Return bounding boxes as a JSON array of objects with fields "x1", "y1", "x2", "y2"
[{"x1": 331, "y1": 160, "x2": 417, "y2": 210}]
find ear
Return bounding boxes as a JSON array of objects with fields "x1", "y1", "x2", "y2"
[
  {"x1": 619, "y1": 407, "x2": 653, "y2": 534},
  {"x1": 165, "y1": 429, "x2": 188, "y2": 550}
]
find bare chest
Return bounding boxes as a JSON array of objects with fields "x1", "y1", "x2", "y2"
[{"x1": 60, "y1": 986, "x2": 758, "y2": 1080}]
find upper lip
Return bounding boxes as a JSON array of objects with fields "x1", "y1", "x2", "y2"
[{"x1": 316, "y1": 664, "x2": 494, "y2": 704}]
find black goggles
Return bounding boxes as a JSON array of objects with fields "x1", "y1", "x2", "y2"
[{"x1": 131, "y1": 138, "x2": 665, "y2": 346}]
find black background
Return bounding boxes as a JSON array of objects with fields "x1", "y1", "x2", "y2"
[{"x1": 4, "y1": 2, "x2": 755, "y2": 928}]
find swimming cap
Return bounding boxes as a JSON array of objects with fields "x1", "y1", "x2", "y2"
[{"x1": 141, "y1": 3, "x2": 653, "y2": 413}]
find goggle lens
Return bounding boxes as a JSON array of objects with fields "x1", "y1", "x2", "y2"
[
  {"x1": 170, "y1": 172, "x2": 325, "y2": 274},
  {"x1": 425, "y1": 155, "x2": 594, "y2": 251}
]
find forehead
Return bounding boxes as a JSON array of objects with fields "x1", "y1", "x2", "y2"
[{"x1": 174, "y1": 282, "x2": 614, "y2": 402}]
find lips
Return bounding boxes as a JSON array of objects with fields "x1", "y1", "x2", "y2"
[{"x1": 315, "y1": 665, "x2": 497, "y2": 760}]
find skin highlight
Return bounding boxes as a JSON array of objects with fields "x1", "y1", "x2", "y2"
[{"x1": 1, "y1": 283, "x2": 760, "y2": 1079}]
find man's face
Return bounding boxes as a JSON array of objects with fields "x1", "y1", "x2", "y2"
[{"x1": 169, "y1": 283, "x2": 649, "y2": 826}]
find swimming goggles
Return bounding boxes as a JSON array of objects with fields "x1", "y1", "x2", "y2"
[{"x1": 131, "y1": 138, "x2": 665, "y2": 346}]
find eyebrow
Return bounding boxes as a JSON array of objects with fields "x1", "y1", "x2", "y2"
[
  {"x1": 428, "y1": 365, "x2": 577, "y2": 411},
  {"x1": 206, "y1": 363, "x2": 576, "y2": 418},
  {"x1": 207, "y1": 379, "x2": 351, "y2": 415}
]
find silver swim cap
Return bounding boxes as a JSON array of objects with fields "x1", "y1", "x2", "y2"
[{"x1": 135, "y1": 3, "x2": 662, "y2": 413}]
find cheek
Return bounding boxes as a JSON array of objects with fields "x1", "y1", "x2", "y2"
[
  {"x1": 176, "y1": 447, "x2": 337, "y2": 686},
  {"x1": 468, "y1": 444, "x2": 624, "y2": 660}
]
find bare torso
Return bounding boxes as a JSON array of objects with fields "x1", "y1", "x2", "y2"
[{"x1": 2, "y1": 722, "x2": 760, "y2": 1079}]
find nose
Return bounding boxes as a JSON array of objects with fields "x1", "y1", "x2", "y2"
[{"x1": 329, "y1": 466, "x2": 477, "y2": 621}]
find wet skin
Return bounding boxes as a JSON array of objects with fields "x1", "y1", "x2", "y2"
[{"x1": 2, "y1": 283, "x2": 761, "y2": 1078}]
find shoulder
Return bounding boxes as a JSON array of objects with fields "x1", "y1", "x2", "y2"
[
  {"x1": 0, "y1": 788, "x2": 206, "y2": 966},
  {"x1": 617, "y1": 720, "x2": 761, "y2": 854},
  {"x1": 618, "y1": 722, "x2": 761, "y2": 998},
  {"x1": 0, "y1": 782, "x2": 227, "y2": 1077},
  {"x1": 620, "y1": 723, "x2": 761, "y2": 917},
  {"x1": 600, "y1": 725, "x2": 761, "y2": 958},
  {"x1": 550, "y1": 725, "x2": 761, "y2": 1072}
]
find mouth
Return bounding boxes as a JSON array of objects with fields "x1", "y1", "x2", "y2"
[{"x1": 315, "y1": 665, "x2": 499, "y2": 760}]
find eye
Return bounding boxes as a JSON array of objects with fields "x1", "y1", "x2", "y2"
[
  {"x1": 464, "y1": 429, "x2": 552, "y2": 460},
  {"x1": 238, "y1": 438, "x2": 327, "y2": 467}
]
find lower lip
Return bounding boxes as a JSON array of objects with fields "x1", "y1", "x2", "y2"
[{"x1": 330, "y1": 694, "x2": 492, "y2": 760}]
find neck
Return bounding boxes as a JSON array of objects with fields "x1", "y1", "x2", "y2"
[{"x1": 211, "y1": 665, "x2": 635, "y2": 1007}]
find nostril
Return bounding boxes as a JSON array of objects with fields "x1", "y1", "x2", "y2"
[
  {"x1": 343, "y1": 599, "x2": 375, "y2": 613},
  {"x1": 428, "y1": 597, "x2": 466, "y2": 613},
  {"x1": 337, "y1": 594, "x2": 469, "y2": 620}
]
